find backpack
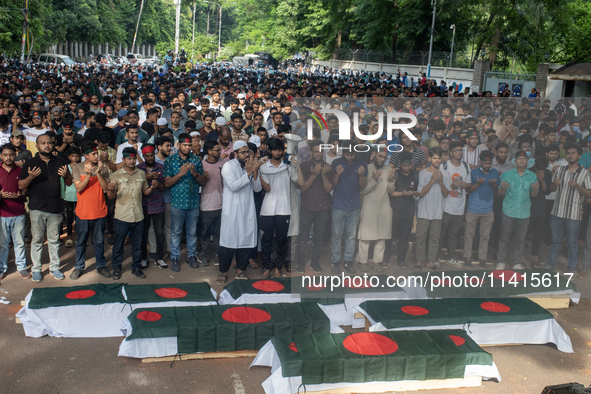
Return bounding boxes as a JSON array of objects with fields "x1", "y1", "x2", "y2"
[{"x1": 442, "y1": 160, "x2": 469, "y2": 174}]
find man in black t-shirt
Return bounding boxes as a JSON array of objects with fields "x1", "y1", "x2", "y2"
[{"x1": 385, "y1": 151, "x2": 419, "y2": 269}]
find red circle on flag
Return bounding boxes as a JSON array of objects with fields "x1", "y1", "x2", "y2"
[
  {"x1": 307, "y1": 283, "x2": 326, "y2": 291},
  {"x1": 449, "y1": 335, "x2": 466, "y2": 346},
  {"x1": 252, "y1": 280, "x2": 285, "y2": 292},
  {"x1": 343, "y1": 333, "x2": 399, "y2": 356},
  {"x1": 401, "y1": 305, "x2": 430, "y2": 316},
  {"x1": 491, "y1": 270, "x2": 525, "y2": 282},
  {"x1": 432, "y1": 278, "x2": 452, "y2": 286},
  {"x1": 154, "y1": 287, "x2": 188, "y2": 298},
  {"x1": 480, "y1": 301, "x2": 511, "y2": 313},
  {"x1": 65, "y1": 290, "x2": 96, "y2": 299},
  {"x1": 222, "y1": 306, "x2": 272, "y2": 324},
  {"x1": 137, "y1": 311, "x2": 162, "y2": 322},
  {"x1": 289, "y1": 342, "x2": 299, "y2": 353},
  {"x1": 344, "y1": 277, "x2": 373, "y2": 289}
]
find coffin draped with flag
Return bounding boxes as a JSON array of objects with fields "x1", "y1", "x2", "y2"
[
  {"x1": 355, "y1": 297, "x2": 573, "y2": 352},
  {"x1": 251, "y1": 330, "x2": 501, "y2": 394},
  {"x1": 119, "y1": 302, "x2": 343, "y2": 358},
  {"x1": 16, "y1": 283, "x2": 217, "y2": 338},
  {"x1": 219, "y1": 276, "x2": 411, "y2": 327}
]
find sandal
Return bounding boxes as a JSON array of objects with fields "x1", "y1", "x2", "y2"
[
  {"x1": 371, "y1": 263, "x2": 385, "y2": 273},
  {"x1": 261, "y1": 270, "x2": 272, "y2": 279},
  {"x1": 284, "y1": 261, "x2": 292, "y2": 273},
  {"x1": 65, "y1": 238, "x2": 74, "y2": 248},
  {"x1": 413, "y1": 264, "x2": 422, "y2": 272},
  {"x1": 426, "y1": 261, "x2": 441, "y2": 271},
  {"x1": 216, "y1": 273, "x2": 228, "y2": 285},
  {"x1": 380, "y1": 263, "x2": 389, "y2": 271},
  {"x1": 235, "y1": 271, "x2": 249, "y2": 280},
  {"x1": 398, "y1": 262, "x2": 408, "y2": 270},
  {"x1": 358, "y1": 262, "x2": 370, "y2": 272},
  {"x1": 249, "y1": 259, "x2": 259, "y2": 269},
  {"x1": 274, "y1": 268, "x2": 281, "y2": 278}
]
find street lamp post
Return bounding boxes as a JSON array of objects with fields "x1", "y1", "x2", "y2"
[
  {"x1": 449, "y1": 24, "x2": 456, "y2": 68},
  {"x1": 427, "y1": 0, "x2": 436, "y2": 78},
  {"x1": 204, "y1": 0, "x2": 221, "y2": 59}
]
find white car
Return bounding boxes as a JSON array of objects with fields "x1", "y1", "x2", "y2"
[
  {"x1": 37, "y1": 53, "x2": 75, "y2": 66},
  {"x1": 126, "y1": 53, "x2": 146, "y2": 65}
]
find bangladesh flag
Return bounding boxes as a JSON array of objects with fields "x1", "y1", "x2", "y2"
[
  {"x1": 358, "y1": 298, "x2": 553, "y2": 329},
  {"x1": 124, "y1": 283, "x2": 216, "y2": 305},
  {"x1": 410, "y1": 269, "x2": 576, "y2": 298},
  {"x1": 272, "y1": 330, "x2": 493, "y2": 385},
  {"x1": 222, "y1": 278, "x2": 344, "y2": 306},
  {"x1": 18, "y1": 284, "x2": 127, "y2": 338},
  {"x1": 27, "y1": 283, "x2": 126, "y2": 309},
  {"x1": 125, "y1": 303, "x2": 334, "y2": 355}
]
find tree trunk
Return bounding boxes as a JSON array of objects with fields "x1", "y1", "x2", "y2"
[
  {"x1": 391, "y1": 25, "x2": 398, "y2": 53},
  {"x1": 472, "y1": 13, "x2": 496, "y2": 66},
  {"x1": 488, "y1": 28, "x2": 501, "y2": 68},
  {"x1": 336, "y1": 29, "x2": 342, "y2": 48}
]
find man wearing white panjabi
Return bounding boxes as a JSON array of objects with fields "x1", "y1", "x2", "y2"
[{"x1": 217, "y1": 140, "x2": 262, "y2": 285}]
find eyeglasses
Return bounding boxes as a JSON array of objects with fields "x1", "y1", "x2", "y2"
[{"x1": 237, "y1": 149, "x2": 249, "y2": 155}]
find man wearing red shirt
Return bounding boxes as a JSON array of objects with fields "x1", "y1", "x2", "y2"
[{"x1": 0, "y1": 143, "x2": 28, "y2": 279}]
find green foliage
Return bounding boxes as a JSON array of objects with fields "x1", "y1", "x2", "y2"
[{"x1": 1, "y1": 0, "x2": 591, "y2": 72}]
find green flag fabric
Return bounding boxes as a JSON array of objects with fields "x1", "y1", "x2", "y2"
[
  {"x1": 124, "y1": 283, "x2": 215, "y2": 304},
  {"x1": 224, "y1": 278, "x2": 344, "y2": 306},
  {"x1": 89, "y1": 73, "x2": 103, "y2": 102},
  {"x1": 359, "y1": 298, "x2": 553, "y2": 329},
  {"x1": 272, "y1": 330, "x2": 493, "y2": 385},
  {"x1": 126, "y1": 303, "x2": 332, "y2": 354},
  {"x1": 28, "y1": 284, "x2": 126, "y2": 309},
  {"x1": 410, "y1": 269, "x2": 576, "y2": 298}
]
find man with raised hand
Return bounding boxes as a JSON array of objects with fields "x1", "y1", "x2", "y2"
[{"x1": 70, "y1": 141, "x2": 110, "y2": 280}]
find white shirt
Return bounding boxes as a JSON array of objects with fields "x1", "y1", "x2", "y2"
[
  {"x1": 116, "y1": 141, "x2": 144, "y2": 164},
  {"x1": 260, "y1": 160, "x2": 298, "y2": 216},
  {"x1": 219, "y1": 158, "x2": 262, "y2": 249},
  {"x1": 442, "y1": 161, "x2": 470, "y2": 215}
]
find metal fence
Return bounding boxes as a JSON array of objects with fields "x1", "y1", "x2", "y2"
[{"x1": 319, "y1": 49, "x2": 473, "y2": 69}]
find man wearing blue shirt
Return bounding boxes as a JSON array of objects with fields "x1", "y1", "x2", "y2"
[
  {"x1": 463, "y1": 151, "x2": 500, "y2": 268},
  {"x1": 163, "y1": 133, "x2": 209, "y2": 272},
  {"x1": 328, "y1": 141, "x2": 368, "y2": 274}
]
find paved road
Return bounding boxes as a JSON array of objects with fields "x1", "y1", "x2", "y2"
[{"x1": 1, "y1": 237, "x2": 590, "y2": 394}]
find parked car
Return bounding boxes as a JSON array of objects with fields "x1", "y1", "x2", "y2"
[
  {"x1": 37, "y1": 53, "x2": 75, "y2": 66},
  {"x1": 144, "y1": 56, "x2": 161, "y2": 65},
  {"x1": 95, "y1": 53, "x2": 114, "y2": 65},
  {"x1": 126, "y1": 53, "x2": 146, "y2": 65},
  {"x1": 113, "y1": 55, "x2": 128, "y2": 65}
]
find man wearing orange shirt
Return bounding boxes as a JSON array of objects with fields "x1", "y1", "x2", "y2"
[{"x1": 69, "y1": 141, "x2": 111, "y2": 280}]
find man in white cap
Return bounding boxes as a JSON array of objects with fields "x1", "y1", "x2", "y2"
[
  {"x1": 237, "y1": 93, "x2": 247, "y2": 110},
  {"x1": 204, "y1": 117, "x2": 227, "y2": 142},
  {"x1": 218, "y1": 140, "x2": 261, "y2": 284}
]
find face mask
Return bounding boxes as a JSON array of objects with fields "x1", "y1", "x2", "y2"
[
  {"x1": 573, "y1": 126, "x2": 580, "y2": 132},
  {"x1": 518, "y1": 132, "x2": 524, "y2": 137},
  {"x1": 526, "y1": 151, "x2": 531, "y2": 158}
]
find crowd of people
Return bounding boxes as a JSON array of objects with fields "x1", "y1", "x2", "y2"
[{"x1": 0, "y1": 56, "x2": 590, "y2": 286}]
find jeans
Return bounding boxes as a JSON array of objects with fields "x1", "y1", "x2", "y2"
[
  {"x1": 142, "y1": 207, "x2": 164, "y2": 260},
  {"x1": 260, "y1": 215, "x2": 290, "y2": 271},
  {"x1": 463, "y1": 211, "x2": 494, "y2": 261},
  {"x1": 548, "y1": 215, "x2": 581, "y2": 271},
  {"x1": 0, "y1": 215, "x2": 26, "y2": 272},
  {"x1": 75, "y1": 216, "x2": 107, "y2": 270},
  {"x1": 297, "y1": 207, "x2": 329, "y2": 267},
  {"x1": 530, "y1": 217, "x2": 545, "y2": 257},
  {"x1": 438, "y1": 212, "x2": 464, "y2": 260},
  {"x1": 331, "y1": 209, "x2": 360, "y2": 263},
  {"x1": 30, "y1": 210, "x2": 62, "y2": 273},
  {"x1": 150, "y1": 203, "x2": 171, "y2": 254},
  {"x1": 64, "y1": 201, "x2": 76, "y2": 235},
  {"x1": 384, "y1": 217, "x2": 413, "y2": 265},
  {"x1": 170, "y1": 206, "x2": 199, "y2": 260},
  {"x1": 415, "y1": 218, "x2": 442, "y2": 262},
  {"x1": 582, "y1": 220, "x2": 591, "y2": 272},
  {"x1": 497, "y1": 213, "x2": 529, "y2": 265},
  {"x1": 105, "y1": 193, "x2": 115, "y2": 235},
  {"x1": 112, "y1": 219, "x2": 143, "y2": 271},
  {"x1": 199, "y1": 209, "x2": 222, "y2": 257}
]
